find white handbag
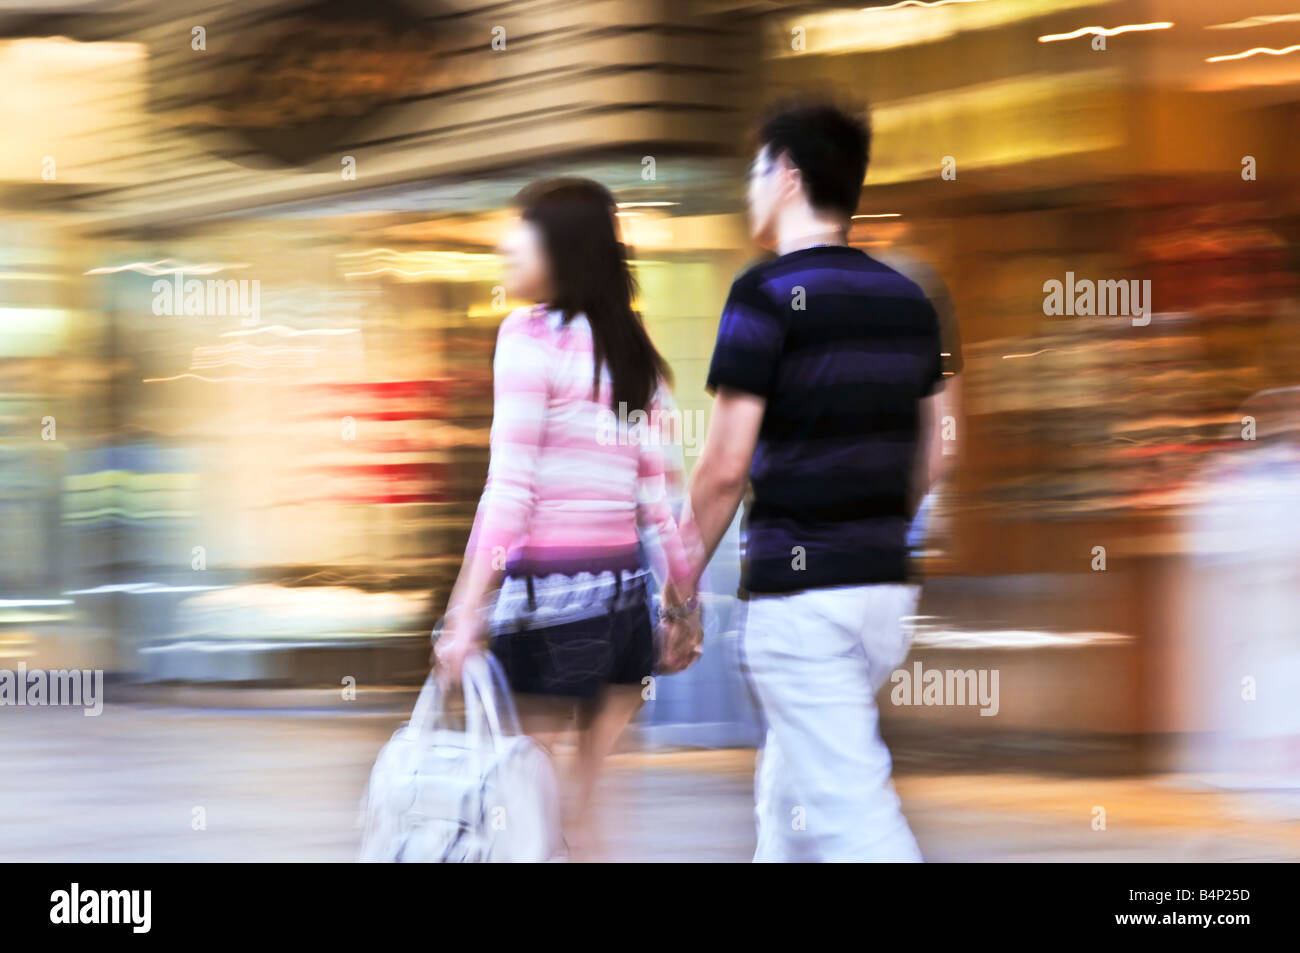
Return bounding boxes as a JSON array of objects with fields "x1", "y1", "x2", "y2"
[{"x1": 358, "y1": 653, "x2": 562, "y2": 863}]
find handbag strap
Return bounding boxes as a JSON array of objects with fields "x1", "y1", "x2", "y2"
[
  {"x1": 409, "y1": 673, "x2": 446, "y2": 737},
  {"x1": 461, "y1": 654, "x2": 522, "y2": 745},
  {"x1": 415, "y1": 623, "x2": 521, "y2": 752},
  {"x1": 464, "y1": 653, "x2": 521, "y2": 736}
]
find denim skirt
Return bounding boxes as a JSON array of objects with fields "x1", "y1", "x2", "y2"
[{"x1": 489, "y1": 568, "x2": 655, "y2": 699}]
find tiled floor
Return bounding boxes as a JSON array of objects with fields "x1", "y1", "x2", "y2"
[{"x1": 3, "y1": 705, "x2": 1298, "y2": 862}]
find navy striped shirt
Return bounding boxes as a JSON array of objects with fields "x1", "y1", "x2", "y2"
[{"x1": 706, "y1": 246, "x2": 944, "y2": 593}]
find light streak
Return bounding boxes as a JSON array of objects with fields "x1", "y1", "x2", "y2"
[
  {"x1": 860, "y1": 0, "x2": 991, "y2": 11},
  {"x1": 141, "y1": 373, "x2": 271, "y2": 383},
  {"x1": 1206, "y1": 43, "x2": 1300, "y2": 63},
  {"x1": 1039, "y1": 22, "x2": 1173, "y2": 43},
  {"x1": 1002, "y1": 348, "x2": 1058, "y2": 360},
  {"x1": 84, "y1": 259, "x2": 250, "y2": 276},
  {"x1": 220, "y1": 325, "x2": 359, "y2": 338},
  {"x1": 1207, "y1": 14, "x2": 1300, "y2": 30}
]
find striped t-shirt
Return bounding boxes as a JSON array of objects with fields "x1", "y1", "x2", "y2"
[
  {"x1": 469, "y1": 305, "x2": 690, "y2": 585},
  {"x1": 706, "y1": 246, "x2": 945, "y2": 594}
]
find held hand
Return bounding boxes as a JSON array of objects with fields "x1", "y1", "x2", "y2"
[{"x1": 657, "y1": 613, "x2": 703, "y2": 675}]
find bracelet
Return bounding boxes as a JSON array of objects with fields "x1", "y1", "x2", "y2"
[{"x1": 657, "y1": 595, "x2": 700, "y2": 623}]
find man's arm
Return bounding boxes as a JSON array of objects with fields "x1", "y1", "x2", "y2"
[
  {"x1": 912, "y1": 391, "x2": 945, "y2": 515},
  {"x1": 672, "y1": 386, "x2": 766, "y2": 601}
]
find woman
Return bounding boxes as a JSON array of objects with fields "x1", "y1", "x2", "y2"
[{"x1": 435, "y1": 178, "x2": 702, "y2": 855}]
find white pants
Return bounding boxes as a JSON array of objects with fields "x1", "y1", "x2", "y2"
[{"x1": 741, "y1": 583, "x2": 922, "y2": 862}]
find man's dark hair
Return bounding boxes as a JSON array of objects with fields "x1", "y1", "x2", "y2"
[{"x1": 757, "y1": 99, "x2": 870, "y2": 219}]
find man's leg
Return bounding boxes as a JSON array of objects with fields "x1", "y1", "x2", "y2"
[
  {"x1": 742, "y1": 587, "x2": 921, "y2": 862},
  {"x1": 743, "y1": 597, "x2": 816, "y2": 862},
  {"x1": 751, "y1": 724, "x2": 820, "y2": 862}
]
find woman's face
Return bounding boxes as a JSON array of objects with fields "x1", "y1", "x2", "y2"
[{"x1": 499, "y1": 217, "x2": 550, "y2": 303}]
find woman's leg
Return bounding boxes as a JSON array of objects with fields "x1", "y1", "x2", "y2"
[
  {"x1": 515, "y1": 692, "x2": 591, "y2": 856},
  {"x1": 514, "y1": 693, "x2": 576, "y2": 753},
  {"x1": 568, "y1": 683, "x2": 645, "y2": 860}
]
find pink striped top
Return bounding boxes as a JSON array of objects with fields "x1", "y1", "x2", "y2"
[{"x1": 467, "y1": 305, "x2": 690, "y2": 584}]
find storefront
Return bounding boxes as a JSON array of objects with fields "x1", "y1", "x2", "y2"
[
  {"x1": 767, "y1": 0, "x2": 1300, "y2": 755},
  {"x1": 5, "y1": 0, "x2": 1297, "y2": 764},
  {"x1": 4, "y1": 0, "x2": 761, "y2": 687}
]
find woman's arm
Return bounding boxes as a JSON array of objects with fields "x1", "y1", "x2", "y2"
[
  {"x1": 636, "y1": 387, "x2": 707, "y2": 673},
  {"x1": 635, "y1": 387, "x2": 692, "y2": 589},
  {"x1": 437, "y1": 310, "x2": 549, "y2": 680}
]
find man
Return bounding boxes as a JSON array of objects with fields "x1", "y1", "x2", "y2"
[{"x1": 671, "y1": 100, "x2": 948, "y2": 862}]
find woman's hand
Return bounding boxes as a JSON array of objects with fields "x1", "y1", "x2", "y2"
[
  {"x1": 432, "y1": 612, "x2": 484, "y2": 687},
  {"x1": 657, "y1": 612, "x2": 703, "y2": 675}
]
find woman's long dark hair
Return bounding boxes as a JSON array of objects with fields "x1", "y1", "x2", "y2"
[{"x1": 516, "y1": 177, "x2": 671, "y2": 412}]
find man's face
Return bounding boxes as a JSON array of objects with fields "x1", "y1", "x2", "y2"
[{"x1": 746, "y1": 145, "x2": 785, "y2": 247}]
